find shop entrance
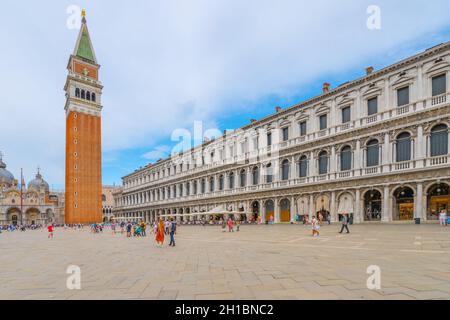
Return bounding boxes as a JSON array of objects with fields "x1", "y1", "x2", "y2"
[
  {"x1": 280, "y1": 198, "x2": 290, "y2": 222},
  {"x1": 364, "y1": 190, "x2": 382, "y2": 221},
  {"x1": 265, "y1": 200, "x2": 274, "y2": 223},
  {"x1": 427, "y1": 184, "x2": 450, "y2": 220},
  {"x1": 393, "y1": 187, "x2": 414, "y2": 221}
]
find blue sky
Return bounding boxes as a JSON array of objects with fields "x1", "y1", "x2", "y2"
[{"x1": 1, "y1": 1, "x2": 450, "y2": 189}]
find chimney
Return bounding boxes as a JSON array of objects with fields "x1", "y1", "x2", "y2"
[
  {"x1": 366, "y1": 66, "x2": 374, "y2": 75},
  {"x1": 204, "y1": 137, "x2": 209, "y2": 143},
  {"x1": 275, "y1": 106, "x2": 281, "y2": 113},
  {"x1": 323, "y1": 83, "x2": 330, "y2": 94}
]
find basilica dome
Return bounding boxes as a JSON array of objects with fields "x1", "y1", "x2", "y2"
[
  {"x1": 0, "y1": 157, "x2": 14, "y2": 184},
  {"x1": 28, "y1": 170, "x2": 49, "y2": 192}
]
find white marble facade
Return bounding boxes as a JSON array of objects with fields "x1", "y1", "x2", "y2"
[{"x1": 113, "y1": 42, "x2": 450, "y2": 224}]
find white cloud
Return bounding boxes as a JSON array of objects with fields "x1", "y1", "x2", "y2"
[
  {"x1": 142, "y1": 145, "x2": 171, "y2": 161},
  {"x1": 0, "y1": 0, "x2": 449, "y2": 187}
]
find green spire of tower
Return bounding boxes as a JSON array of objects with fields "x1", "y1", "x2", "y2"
[{"x1": 73, "y1": 10, "x2": 97, "y2": 63}]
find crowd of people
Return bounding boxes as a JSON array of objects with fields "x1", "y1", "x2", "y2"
[{"x1": 2, "y1": 209, "x2": 448, "y2": 243}]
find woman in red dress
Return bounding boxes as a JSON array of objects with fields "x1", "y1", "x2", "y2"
[{"x1": 155, "y1": 219, "x2": 165, "y2": 246}]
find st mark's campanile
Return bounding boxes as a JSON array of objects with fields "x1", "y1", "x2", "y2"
[{"x1": 64, "y1": 10, "x2": 102, "y2": 224}]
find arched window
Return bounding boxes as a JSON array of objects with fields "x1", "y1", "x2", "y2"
[
  {"x1": 252, "y1": 167, "x2": 259, "y2": 185},
  {"x1": 340, "y1": 146, "x2": 352, "y2": 171},
  {"x1": 266, "y1": 163, "x2": 273, "y2": 183},
  {"x1": 229, "y1": 172, "x2": 235, "y2": 189},
  {"x1": 318, "y1": 151, "x2": 328, "y2": 175},
  {"x1": 298, "y1": 155, "x2": 308, "y2": 177},
  {"x1": 75, "y1": 88, "x2": 80, "y2": 98},
  {"x1": 201, "y1": 179, "x2": 206, "y2": 193},
  {"x1": 281, "y1": 159, "x2": 290, "y2": 180},
  {"x1": 219, "y1": 175, "x2": 224, "y2": 191},
  {"x1": 240, "y1": 169, "x2": 246, "y2": 187},
  {"x1": 209, "y1": 177, "x2": 215, "y2": 192},
  {"x1": 102, "y1": 194, "x2": 106, "y2": 201},
  {"x1": 86, "y1": 91, "x2": 91, "y2": 101},
  {"x1": 91, "y1": 93, "x2": 96, "y2": 102},
  {"x1": 396, "y1": 132, "x2": 411, "y2": 162},
  {"x1": 81, "y1": 89, "x2": 85, "y2": 99},
  {"x1": 186, "y1": 182, "x2": 190, "y2": 195},
  {"x1": 431, "y1": 124, "x2": 448, "y2": 157},
  {"x1": 194, "y1": 181, "x2": 198, "y2": 194},
  {"x1": 366, "y1": 139, "x2": 379, "y2": 167}
]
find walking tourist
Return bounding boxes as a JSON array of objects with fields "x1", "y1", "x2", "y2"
[
  {"x1": 164, "y1": 219, "x2": 170, "y2": 235},
  {"x1": 143, "y1": 221, "x2": 147, "y2": 236},
  {"x1": 227, "y1": 218, "x2": 234, "y2": 232},
  {"x1": 339, "y1": 213, "x2": 350, "y2": 234},
  {"x1": 126, "y1": 221, "x2": 132, "y2": 238},
  {"x1": 47, "y1": 224, "x2": 53, "y2": 239},
  {"x1": 169, "y1": 218, "x2": 176, "y2": 247},
  {"x1": 236, "y1": 219, "x2": 240, "y2": 232},
  {"x1": 439, "y1": 209, "x2": 447, "y2": 227},
  {"x1": 311, "y1": 216, "x2": 320, "y2": 237},
  {"x1": 326, "y1": 213, "x2": 331, "y2": 225},
  {"x1": 111, "y1": 222, "x2": 116, "y2": 234},
  {"x1": 155, "y1": 219, "x2": 165, "y2": 246}
]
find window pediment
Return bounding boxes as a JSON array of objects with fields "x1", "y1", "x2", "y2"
[
  {"x1": 336, "y1": 95, "x2": 355, "y2": 108},
  {"x1": 315, "y1": 104, "x2": 330, "y2": 115},
  {"x1": 425, "y1": 59, "x2": 450, "y2": 75},
  {"x1": 391, "y1": 74, "x2": 414, "y2": 89},
  {"x1": 362, "y1": 86, "x2": 383, "y2": 99}
]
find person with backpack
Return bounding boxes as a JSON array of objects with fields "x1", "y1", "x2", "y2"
[{"x1": 339, "y1": 213, "x2": 350, "y2": 234}]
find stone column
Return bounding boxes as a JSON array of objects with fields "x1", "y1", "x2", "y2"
[
  {"x1": 383, "y1": 133, "x2": 390, "y2": 171},
  {"x1": 330, "y1": 191, "x2": 337, "y2": 222},
  {"x1": 290, "y1": 196, "x2": 296, "y2": 222},
  {"x1": 290, "y1": 156, "x2": 296, "y2": 180},
  {"x1": 415, "y1": 183, "x2": 423, "y2": 220},
  {"x1": 330, "y1": 146, "x2": 336, "y2": 173},
  {"x1": 354, "y1": 189, "x2": 361, "y2": 224},
  {"x1": 309, "y1": 194, "x2": 314, "y2": 220},
  {"x1": 354, "y1": 139, "x2": 361, "y2": 175},
  {"x1": 274, "y1": 199, "x2": 280, "y2": 223},
  {"x1": 382, "y1": 185, "x2": 390, "y2": 222}
]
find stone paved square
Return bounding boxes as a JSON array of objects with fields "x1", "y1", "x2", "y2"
[{"x1": 1, "y1": 223, "x2": 450, "y2": 300}]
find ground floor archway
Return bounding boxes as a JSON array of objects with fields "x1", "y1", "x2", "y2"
[
  {"x1": 363, "y1": 189, "x2": 382, "y2": 221},
  {"x1": 337, "y1": 192, "x2": 354, "y2": 221},
  {"x1": 393, "y1": 187, "x2": 414, "y2": 221},
  {"x1": 427, "y1": 183, "x2": 450, "y2": 220},
  {"x1": 251, "y1": 201, "x2": 260, "y2": 222},
  {"x1": 264, "y1": 200, "x2": 274, "y2": 223},
  {"x1": 280, "y1": 198, "x2": 290, "y2": 222},
  {"x1": 315, "y1": 194, "x2": 330, "y2": 222}
]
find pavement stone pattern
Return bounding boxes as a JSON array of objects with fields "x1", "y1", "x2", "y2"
[{"x1": 1, "y1": 223, "x2": 450, "y2": 300}]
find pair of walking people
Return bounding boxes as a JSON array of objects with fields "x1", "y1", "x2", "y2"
[
  {"x1": 310, "y1": 213, "x2": 350, "y2": 237},
  {"x1": 155, "y1": 218, "x2": 176, "y2": 247}
]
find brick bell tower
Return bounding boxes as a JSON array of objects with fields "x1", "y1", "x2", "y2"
[{"x1": 64, "y1": 10, "x2": 103, "y2": 224}]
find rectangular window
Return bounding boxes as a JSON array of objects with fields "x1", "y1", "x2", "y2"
[
  {"x1": 267, "y1": 133, "x2": 272, "y2": 146},
  {"x1": 432, "y1": 74, "x2": 446, "y2": 96},
  {"x1": 367, "y1": 97, "x2": 378, "y2": 116},
  {"x1": 282, "y1": 127, "x2": 289, "y2": 141},
  {"x1": 397, "y1": 86, "x2": 409, "y2": 107},
  {"x1": 319, "y1": 114, "x2": 327, "y2": 130},
  {"x1": 342, "y1": 106, "x2": 351, "y2": 123},
  {"x1": 299, "y1": 121, "x2": 307, "y2": 136},
  {"x1": 253, "y1": 137, "x2": 259, "y2": 150}
]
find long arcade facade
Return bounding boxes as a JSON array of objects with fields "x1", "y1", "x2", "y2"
[{"x1": 114, "y1": 42, "x2": 450, "y2": 224}]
